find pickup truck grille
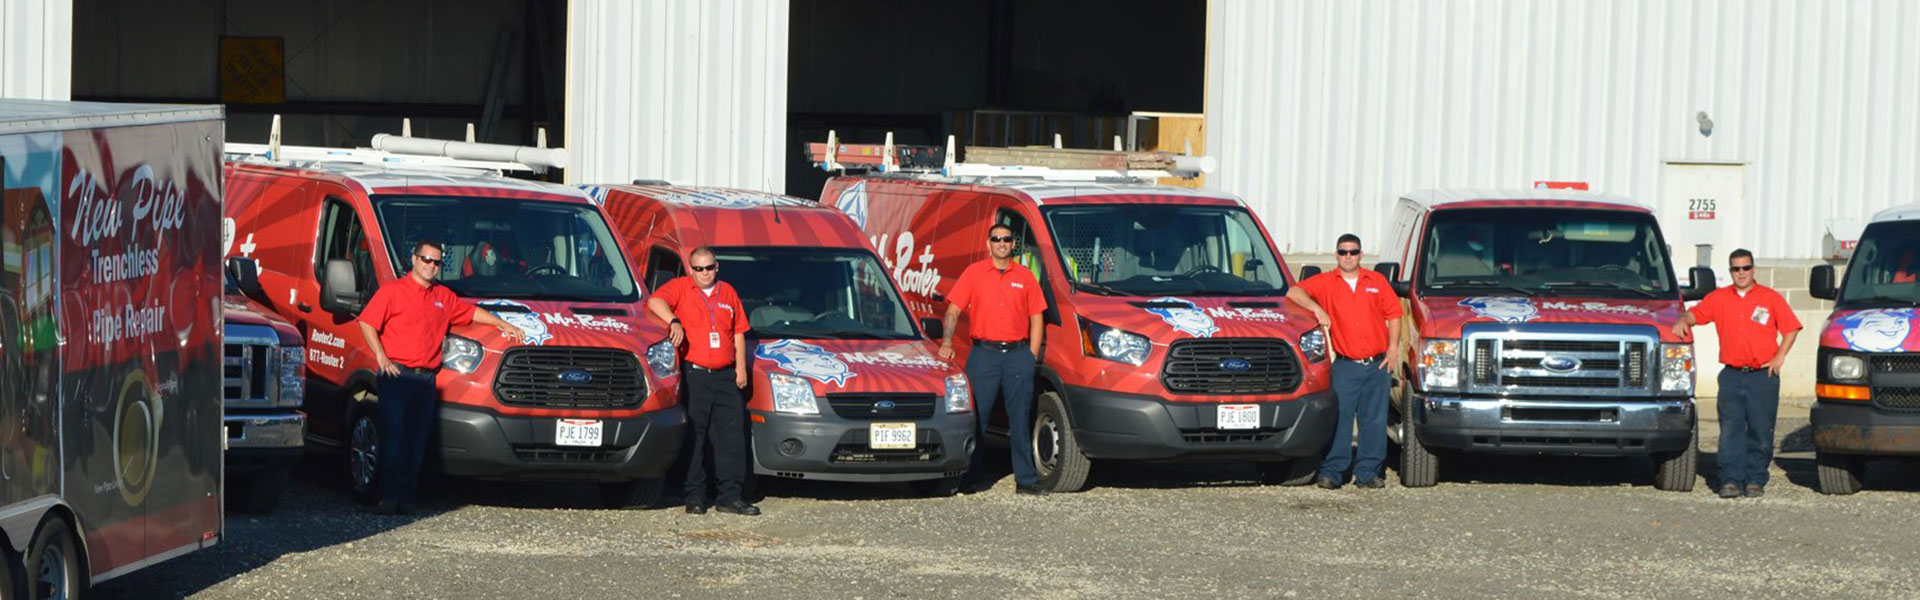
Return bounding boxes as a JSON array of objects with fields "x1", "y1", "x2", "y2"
[
  {"x1": 493, "y1": 347, "x2": 646, "y2": 409},
  {"x1": 1162, "y1": 338, "x2": 1303, "y2": 395},
  {"x1": 223, "y1": 342, "x2": 278, "y2": 408},
  {"x1": 1464, "y1": 329, "x2": 1656, "y2": 396}
]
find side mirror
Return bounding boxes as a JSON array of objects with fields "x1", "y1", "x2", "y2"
[
  {"x1": 1373, "y1": 261, "x2": 1411, "y2": 296},
  {"x1": 320, "y1": 259, "x2": 364, "y2": 314},
  {"x1": 1299, "y1": 265, "x2": 1322, "y2": 280},
  {"x1": 920, "y1": 317, "x2": 945, "y2": 342},
  {"x1": 1683, "y1": 267, "x2": 1716, "y2": 301},
  {"x1": 1810, "y1": 264, "x2": 1838, "y2": 300},
  {"x1": 226, "y1": 257, "x2": 268, "y2": 303}
]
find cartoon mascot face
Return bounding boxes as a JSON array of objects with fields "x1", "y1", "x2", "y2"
[
  {"x1": 756, "y1": 339, "x2": 857, "y2": 386},
  {"x1": 1459, "y1": 297, "x2": 1540, "y2": 324},
  {"x1": 1145, "y1": 297, "x2": 1220, "y2": 338},
  {"x1": 1838, "y1": 308, "x2": 1916, "y2": 353},
  {"x1": 483, "y1": 300, "x2": 553, "y2": 346}
]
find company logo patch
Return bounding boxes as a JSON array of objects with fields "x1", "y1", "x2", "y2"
[
  {"x1": 756, "y1": 339, "x2": 857, "y2": 386},
  {"x1": 1459, "y1": 297, "x2": 1541, "y2": 324},
  {"x1": 480, "y1": 299, "x2": 554, "y2": 346},
  {"x1": 1144, "y1": 297, "x2": 1220, "y2": 338},
  {"x1": 1836, "y1": 308, "x2": 1917, "y2": 353},
  {"x1": 835, "y1": 180, "x2": 870, "y2": 229}
]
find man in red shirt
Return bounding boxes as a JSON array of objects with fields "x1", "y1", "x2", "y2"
[
  {"x1": 1673, "y1": 248, "x2": 1801, "y2": 499},
  {"x1": 1286, "y1": 233, "x2": 1402, "y2": 489},
  {"x1": 647, "y1": 247, "x2": 758, "y2": 516},
  {"x1": 939, "y1": 223, "x2": 1047, "y2": 495},
  {"x1": 359, "y1": 240, "x2": 525, "y2": 515}
]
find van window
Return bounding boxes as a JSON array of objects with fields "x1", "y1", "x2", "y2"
[
  {"x1": 646, "y1": 246, "x2": 683, "y2": 291},
  {"x1": 1042, "y1": 204, "x2": 1287, "y2": 297},
  {"x1": 994, "y1": 210, "x2": 1046, "y2": 283},
  {"x1": 1417, "y1": 208, "x2": 1674, "y2": 297},
  {"x1": 712, "y1": 247, "x2": 920, "y2": 340},
  {"x1": 371, "y1": 195, "x2": 638, "y2": 303},
  {"x1": 1838, "y1": 220, "x2": 1920, "y2": 309},
  {"x1": 315, "y1": 199, "x2": 376, "y2": 293}
]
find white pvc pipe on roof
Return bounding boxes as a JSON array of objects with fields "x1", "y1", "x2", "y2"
[{"x1": 370, "y1": 133, "x2": 570, "y2": 170}]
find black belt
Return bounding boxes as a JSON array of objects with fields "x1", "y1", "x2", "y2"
[
  {"x1": 397, "y1": 365, "x2": 439, "y2": 374},
  {"x1": 687, "y1": 363, "x2": 735, "y2": 373},
  {"x1": 975, "y1": 339, "x2": 1026, "y2": 351},
  {"x1": 1725, "y1": 364, "x2": 1768, "y2": 373},
  {"x1": 1337, "y1": 353, "x2": 1386, "y2": 364}
]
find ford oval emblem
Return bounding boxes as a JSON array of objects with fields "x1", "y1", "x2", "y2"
[
  {"x1": 1539, "y1": 355, "x2": 1582, "y2": 373},
  {"x1": 873, "y1": 400, "x2": 897, "y2": 410},
  {"x1": 1220, "y1": 358, "x2": 1253, "y2": 372},
  {"x1": 557, "y1": 369, "x2": 594, "y2": 385}
]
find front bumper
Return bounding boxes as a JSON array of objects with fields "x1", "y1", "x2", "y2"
[
  {"x1": 436, "y1": 404, "x2": 687, "y2": 482},
  {"x1": 1811, "y1": 400, "x2": 1920, "y2": 457},
  {"x1": 225, "y1": 410, "x2": 306, "y2": 475},
  {"x1": 1410, "y1": 393, "x2": 1694, "y2": 456},
  {"x1": 750, "y1": 411, "x2": 974, "y2": 482},
  {"x1": 1061, "y1": 384, "x2": 1337, "y2": 462}
]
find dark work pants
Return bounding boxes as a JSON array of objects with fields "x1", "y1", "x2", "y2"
[
  {"x1": 684, "y1": 366, "x2": 747, "y2": 504},
  {"x1": 377, "y1": 368, "x2": 438, "y2": 504},
  {"x1": 965, "y1": 345, "x2": 1038, "y2": 487},
  {"x1": 1716, "y1": 368, "x2": 1781, "y2": 488},
  {"x1": 1319, "y1": 359, "x2": 1391, "y2": 483}
]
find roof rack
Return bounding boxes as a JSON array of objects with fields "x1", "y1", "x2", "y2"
[
  {"x1": 224, "y1": 115, "x2": 570, "y2": 175},
  {"x1": 805, "y1": 130, "x2": 1215, "y2": 182}
]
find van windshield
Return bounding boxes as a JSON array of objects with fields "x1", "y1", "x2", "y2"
[
  {"x1": 1838, "y1": 220, "x2": 1920, "y2": 309},
  {"x1": 1041, "y1": 204, "x2": 1288, "y2": 297},
  {"x1": 713, "y1": 247, "x2": 921, "y2": 340},
  {"x1": 372, "y1": 195, "x2": 638, "y2": 303},
  {"x1": 1418, "y1": 208, "x2": 1675, "y2": 298}
]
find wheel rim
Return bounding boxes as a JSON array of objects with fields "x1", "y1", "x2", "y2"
[
  {"x1": 350, "y1": 415, "x2": 378, "y2": 492},
  {"x1": 36, "y1": 541, "x2": 68, "y2": 600},
  {"x1": 1032, "y1": 413, "x2": 1060, "y2": 476}
]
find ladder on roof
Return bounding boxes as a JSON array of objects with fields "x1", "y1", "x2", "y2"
[
  {"x1": 804, "y1": 130, "x2": 1215, "y2": 182},
  {"x1": 224, "y1": 115, "x2": 569, "y2": 175}
]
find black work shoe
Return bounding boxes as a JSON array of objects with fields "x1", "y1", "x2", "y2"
[
  {"x1": 684, "y1": 500, "x2": 709, "y2": 515},
  {"x1": 716, "y1": 501, "x2": 761, "y2": 516},
  {"x1": 1717, "y1": 483, "x2": 1743, "y2": 499},
  {"x1": 1355, "y1": 478, "x2": 1386, "y2": 489},
  {"x1": 1744, "y1": 484, "x2": 1765, "y2": 498},
  {"x1": 1015, "y1": 484, "x2": 1051, "y2": 496},
  {"x1": 1315, "y1": 476, "x2": 1343, "y2": 490}
]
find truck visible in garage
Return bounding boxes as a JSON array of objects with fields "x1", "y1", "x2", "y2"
[{"x1": 1809, "y1": 202, "x2": 1920, "y2": 494}]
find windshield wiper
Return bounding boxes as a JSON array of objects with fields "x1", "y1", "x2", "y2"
[
  {"x1": 1427, "y1": 279, "x2": 1535, "y2": 296},
  {"x1": 1537, "y1": 281, "x2": 1659, "y2": 299},
  {"x1": 1073, "y1": 282, "x2": 1129, "y2": 296}
]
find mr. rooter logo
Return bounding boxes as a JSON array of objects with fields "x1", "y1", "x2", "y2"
[{"x1": 67, "y1": 164, "x2": 186, "y2": 507}]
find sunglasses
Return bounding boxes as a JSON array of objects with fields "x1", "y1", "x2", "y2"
[
  {"x1": 690, "y1": 264, "x2": 718, "y2": 272},
  {"x1": 989, "y1": 235, "x2": 1017, "y2": 243},
  {"x1": 1729, "y1": 265, "x2": 1754, "y2": 272},
  {"x1": 415, "y1": 255, "x2": 445, "y2": 266},
  {"x1": 1336, "y1": 249, "x2": 1363, "y2": 256}
]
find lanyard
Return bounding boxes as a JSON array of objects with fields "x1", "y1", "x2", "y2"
[{"x1": 695, "y1": 285, "x2": 724, "y2": 331}]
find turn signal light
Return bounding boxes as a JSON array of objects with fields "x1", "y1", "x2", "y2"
[{"x1": 1816, "y1": 384, "x2": 1871, "y2": 402}]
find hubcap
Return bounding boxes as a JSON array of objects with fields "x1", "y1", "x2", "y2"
[
  {"x1": 1033, "y1": 414, "x2": 1060, "y2": 475},
  {"x1": 36, "y1": 543, "x2": 67, "y2": 600},
  {"x1": 350, "y1": 415, "x2": 378, "y2": 491}
]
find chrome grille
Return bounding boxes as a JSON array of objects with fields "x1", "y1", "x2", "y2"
[
  {"x1": 1463, "y1": 327, "x2": 1658, "y2": 396},
  {"x1": 493, "y1": 347, "x2": 645, "y2": 409},
  {"x1": 223, "y1": 342, "x2": 277, "y2": 408},
  {"x1": 1161, "y1": 338, "x2": 1303, "y2": 395}
]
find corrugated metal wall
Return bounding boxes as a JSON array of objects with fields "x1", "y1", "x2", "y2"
[
  {"x1": 1207, "y1": 0, "x2": 1920, "y2": 258},
  {"x1": 0, "y1": 0, "x2": 71, "y2": 100},
  {"x1": 566, "y1": 0, "x2": 788, "y2": 189}
]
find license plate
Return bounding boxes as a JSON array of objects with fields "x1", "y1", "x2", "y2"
[
  {"x1": 869, "y1": 422, "x2": 916, "y2": 450},
  {"x1": 556, "y1": 419, "x2": 604, "y2": 447},
  {"x1": 1217, "y1": 405, "x2": 1260, "y2": 430}
]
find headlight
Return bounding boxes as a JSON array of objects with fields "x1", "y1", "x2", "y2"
[
  {"x1": 1419, "y1": 339, "x2": 1460, "y2": 391},
  {"x1": 443, "y1": 335, "x2": 484, "y2": 374},
  {"x1": 1298, "y1": 328, "x2": 1328, "y2": 363},
  {"x1": 1081, "y1": 318, "x2": 1151, "y2": 366},
  {"x1": 944, "y1": 374, "x2": 972, "y2": 413},
  {"x1": 1828, "y1": 353, "x2": 1866, "y2": 382},
  {"x1": 1660, "y1": 344, "x2": 1695, "y2": 393},
  {"x1": 769, "y1": 373, "x2": 820, "y2": 415},
  {"x1": 277, "y1": 346, "x2": 305, "y2": 407},
  {"x1": 646, "y1": 339, "x2": 678, "y2": 378}
]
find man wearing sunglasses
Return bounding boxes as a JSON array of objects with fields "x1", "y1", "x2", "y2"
[
  {"x1": 940, "y1": 224, "x2": 1048, "y2": 495},
  {"x1": 1672, "y1": 248, "x2": 1801, "y2": 499},
  {"x1": 359, "y1": 240, "x2": 527, "y2": 515},
  {"x1": 647, "y1": 247, "x2": 759, "y2": 516},
  {"x1": 1286, "y1": 233, "x2": 1401, "y2": 490}
]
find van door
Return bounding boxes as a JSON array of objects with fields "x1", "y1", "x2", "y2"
[{"x1": 302, "y1": 197, "x2": 381, "y2": 443}]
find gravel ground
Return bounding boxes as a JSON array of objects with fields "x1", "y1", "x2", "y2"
[{"x1": 96, "y1": 401, "x2": 1920, "y2": 599}]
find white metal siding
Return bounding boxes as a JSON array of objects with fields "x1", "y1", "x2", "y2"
[
  {"x1": 0, "y1": 0, "x2": 72, "y2": 100},
  {"x1": 1207, "y1": 0, "x2": 1920, "y2": 258},
  {"x1": 566, "y1": 0, "x2": 787, "y2": 189}
]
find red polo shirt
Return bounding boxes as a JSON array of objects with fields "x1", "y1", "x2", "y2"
[
  {"x1": 654, "y1": 277, "x2": 750, "y2": 369},
  {"x1": 1297, "y1": 268, "x2": 1403, "y2": 358},
  {"x1": 360, "y1": 276, "x2": 476, "y2": 369},
  {"x1": 1689, "y1": 284, "x2": 1802, "y2": 368},
  {"x1": 947, "y1": 259, "x2": 1046, "y2": 343}
]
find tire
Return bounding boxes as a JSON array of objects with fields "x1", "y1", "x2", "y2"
[
  {"x1": 1652, "y1": 422, "x2": 1698, "y2": 492},
  {"x1": 1815, "y1": 451, "x2": 1865, "y2": 495},
  {"x1": 1031, "y1": 392, "x2": 1092, "y2": 493},
  {"x1": 1398, "y1": 392, "x2": 1439, "y2": 488},
  {"x1": 228, "y1": 470, "x2": 290, "y2": 514},
  {"x1": 909, "y1": 476, "x2": 963, "y2": 497},
  {"x1": 345, "y1": 398, "x2": 381, "y2": 505},
  {"x1": 599, "y1": 478, "x2": 664, "y2": 509},
  {"x1": 1257, "y1": 460, "x2": 1318, "y2": 486},
  {"x1": 25, "y1": 518, "x2": 82, "y2": 600}
]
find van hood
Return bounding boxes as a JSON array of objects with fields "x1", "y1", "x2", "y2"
[
  {"x1": 1416, "y1": 295, "x2": 1687, "y2": 342},
  {"x1": 752, "y1": 338, "x2": 959, "y2": 396},
  {"x1": 1076, "y1": 294, "x2": 1316, "y2": 340},
  {"x1": 222, "y1": 293, "x2": 301, "y2": 345},
  {"x1": 1820, "y1": 308, "x2": 1920, "y2": 352},
  {"x1": 463, "y1": 299, "x2": 664, "y2": 350}
]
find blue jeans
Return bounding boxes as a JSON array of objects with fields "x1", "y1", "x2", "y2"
[
  {"x1": 965, "y1": 345, "x2": 1038, "y2": 486},
  {"x1": 377, "y1": 368, "x2": 438, "y2": 504},
  {"x1": 1716, "y1": 368, "x2": 1781, "y2": 488},
  {"x1": 1320, "y1": 359, "x2": 1390, "y2": 483}
]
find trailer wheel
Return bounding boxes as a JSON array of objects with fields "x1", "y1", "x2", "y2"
[
  {"x1": 26, "y1": 518, "x2": 81, "y2": 600},
  {"x1": 1815, "y1": 451, "x2": 1865, "y2": 495},
  {"x1": 345, "y1": 399, "x2": 381, "y2": 504},
  {"x1": 1031, "y1": 392, "x2": 1091, "y2": 493},
  {"x1": 1652, "y1": 422, "x2": 1699, "y2": 492},
  {"x1": 598, "y1": 478, "x2": 664, "y2": 509}
]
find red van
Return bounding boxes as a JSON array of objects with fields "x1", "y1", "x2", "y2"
[
  {"x1": 811, "y1": 140, "x2": 1336, "y2": 493},
  {"x1": 586, "y1": 184, "x2": 976, "y2": 495},
  {"x1": 222, "y1": 140, "x2": 683, "y2": 508}
]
